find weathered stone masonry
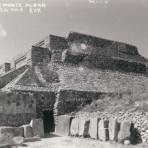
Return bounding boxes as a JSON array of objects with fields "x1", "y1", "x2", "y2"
[
  {"x1": 0, "y1": 91, "x2": 36, "y2": 126},
  {"x1": 0, "y1": 90, "x2": 56, "y2": 127},
  {"x1": 0, "y1": 31, "x2": 148, "y2": 134}
]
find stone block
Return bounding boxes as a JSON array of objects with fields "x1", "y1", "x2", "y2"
[
  {"x1": 0, "y1": 126, "x2": 23, "y2": 138},
  {"x1": 78, "y1": 117, "x2": 90, "y2": 137},
  {"x1": 19, "y1": 126, "x2": 24, "y2": 137},
  {"x1": 22, "y1": 125, "x2": 33, "y2": 138},
  {"x1": 0, "y1": 126, "x2": 24, "y2": 146},
  {"x1": 118, "y1": 120, "x2": 131, "y2": 143},
  {"x1": 98, "y1": 120, "x2": 109, "y2": 141},
  {"x1": 109, "y1": 118, "x2": 120, "y2": 141},
  {"x1": 30, "y1": 118, "x2": 44, "y2": 137},
  {"x1": 89, "y1": 117, "x2": 100, "y2": 139},
  {"x1": 55, "y1": 115, "x2": 72, "y2": 136},
  {"x1": 0, "y1": 128, "x2": 14, "y2": 146},
  {"x1": 70, "y1": 117, "x2": 79, "y2": 136}
]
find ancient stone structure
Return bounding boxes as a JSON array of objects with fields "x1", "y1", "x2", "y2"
[
  {"x1": 75, "y1": 111, "x2": 145, "y2": 143},
  {"x1": 67, "y1": 32, "x2": 148, "y2": 73},
  {"x1": 0, "y1": 63, "x2": 11, "y2": 76},
  {"x1": 30, "y1": 119, "x2": 44, "y2": 137},
  {"x1": 55, "y1": 115, "x2": 72, "y2": 136},
  {"x1": 0, "y1": 31, "x2": 148, "y2": 135}
]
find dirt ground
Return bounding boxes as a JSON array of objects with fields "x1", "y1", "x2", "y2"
[{"x1": 17, "y1": 134, "x2": 148, "y2": 148}]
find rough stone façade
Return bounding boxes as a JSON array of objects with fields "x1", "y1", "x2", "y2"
[{"x1": 0, "y1": 31, "x2": 148, "y2": 132}]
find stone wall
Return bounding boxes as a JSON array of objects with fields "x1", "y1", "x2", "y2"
[
  {"x1": 1, "y1": 32, "x2": 147, "y2": 78},
  {"x1": 31, "y1": 46, "x2": 51, "y2": 66},
  {"x1": 55, "y1": 113, "x2": 140, "y2": 144},
  {"x1": 0, "y1": 65, "x2": 28, "y2": 88},
  {"x1": 75, "y1": 111, "x2": 148, "y2": 143},
  {"x1": 50, "y1": 63, "x2": 148, "y2": 94},
  {"x1": 0, "y1": 113, "x2": 36, "y2": 127},
  {"x1": 35, "y1": 92, "x2": 56, "y2": 118},
  {"x1": 13, "y1": 46, "x2": 51, "y2": 69},
  {"x1": 66, "y1": 32, "x2": 147, "y2": 74},
  {"x1": 50, "y1": 62, "x2": 148, "y2": 125},
  {"x1": 0, "y1": 63, "x2": 11, "y2": 75},
  {"x1": 0, "y1": 91, "x2": 56, "y2": 127},
  {"x1": 54, "y1": 90, "x2": 112, "y2": 116},
  {"x1": 84, "y1": 57, "x2": 147, "y2": 74},
  {"x1": 55, "y1": 111, "x2": 148, "y2": 144},
  {"x1": 34, "y1": 34, "x2": 68, "y2": 50},
  {"x1": 0, "y1": 46, "x2": 51, "y2": 77},
  {"x1": 65, "y1": 45, "x2": 147, "y2": 74},
  {"x1": 49, "y1": 35, "x2": 68, "y2": 50},
  {"x1": 14, "y1": 53, "x2": 28, "y2": 69},
  {"x1": 33, "y1": 35, "x2": 68, "y2": 63},
  {"x1": 0, "y1": 91, "x2": 36, "y2": 126},
  {"x1": 67, "y1": 32, "x2": 139, "y2": 56}
]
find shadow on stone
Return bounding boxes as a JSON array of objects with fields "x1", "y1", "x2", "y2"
[
  {"x1": 83, "y1": 120, "x2": 90, "y2": 138},
  {"x1": 130, "y1": 123, "x2": 142, "y2": 145},
  {"x1": 21, "y1": 143, "x2": 28, "y2": 147},
  {"x1": 44, "y1": 133, "x2": 61, "y2": 138}
]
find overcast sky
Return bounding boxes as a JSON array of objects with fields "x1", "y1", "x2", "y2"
[{"x1": 0, "y1": 0, "x2": 148, "y2": 64}]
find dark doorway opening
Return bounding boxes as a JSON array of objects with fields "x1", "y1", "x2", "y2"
[{"x1": 43, "y1": 110, "x2": 55, "y2": 133}]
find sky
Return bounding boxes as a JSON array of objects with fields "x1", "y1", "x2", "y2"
[{"x1": 0, "y1": 0, "x2": 148, "y2": 64}]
